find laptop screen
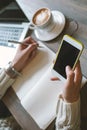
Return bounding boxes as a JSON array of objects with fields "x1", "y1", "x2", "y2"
[
  {"x1": 0, "y1": 0, "x2": 29, "y2": 22},
  {"x1": 0, "y1": 0, "x2": 12, "y2": 9}
]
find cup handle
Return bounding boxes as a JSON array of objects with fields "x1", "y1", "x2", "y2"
[{"x1": 29, "y1": 22, "x2": 36, "y2": 30}]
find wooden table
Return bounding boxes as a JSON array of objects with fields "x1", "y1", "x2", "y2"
[{"x1": 2, "y1": 0, "x2": 87, "y2": 130}]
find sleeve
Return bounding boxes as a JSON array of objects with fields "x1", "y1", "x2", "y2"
[
  {"x1": 55, "y1": 96, "x2": 80, "y2": 130},
  {"x1": 0, "y1": 68, "x2": 15, "y2": 99}
]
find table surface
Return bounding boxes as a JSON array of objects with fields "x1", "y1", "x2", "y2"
[{"x1": 2, "y1": 0, "x2": 87, "y2": 130}]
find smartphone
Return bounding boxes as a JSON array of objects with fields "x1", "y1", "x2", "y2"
[{"x1": 52, "y1": 35, "x2": 84, "y2": 82}]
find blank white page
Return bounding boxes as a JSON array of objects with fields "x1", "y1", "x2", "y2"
[{"x1": 21, "y1": 67, "x2": 63, "y2": 130}]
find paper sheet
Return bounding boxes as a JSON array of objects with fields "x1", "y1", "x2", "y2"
[{"x1": 21, "y1": 68, "x2": 64, "y2": 129}]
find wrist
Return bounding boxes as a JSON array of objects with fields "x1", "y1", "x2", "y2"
[
  {"x1": 11, "y1": 61, "x2": 20, "y2": 72},
  {"x1": 59, "y1": 94, "x2": 79, "y2": 103},
  {"x1": 63, "y1": 95, "x2": 80, "y2": 103},
  {"x1": 5, "y1": 62, "x2": 21, "y2": 78}
]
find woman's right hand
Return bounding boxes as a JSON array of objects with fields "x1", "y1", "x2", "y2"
[{"x1": 11, "y1": 36, "x2": 38, "y2": 72}]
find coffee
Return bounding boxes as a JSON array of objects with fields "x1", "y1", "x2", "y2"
[
  {"x1": 33, "y1": 8, "x2": 51, "y2": 26},
  {"x1": 29, "y1": 8, "x2": 53, "y2": 30}
]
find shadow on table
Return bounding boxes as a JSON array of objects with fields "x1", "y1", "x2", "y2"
[{"x1": 80, "y1": 82, "x2": 87, "y2": 130}]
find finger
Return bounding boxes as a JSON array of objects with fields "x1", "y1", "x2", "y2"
[
  {"x1": 23, "y1": 36, "x2": 38, "y2": 45},
  {"x1": 66, "y1": 65, "x2": 74, "y2": 83},
  {"x1": 27, "y1": 44, "x2": 37, "y2": 53},
  {"x1": 29, "y1": 49, "x2": 37, "y2": 60},
  {"x1": 22, "y1": 36, "x2": 31, "y2": 43},
  {"x1": 74, "y1": 61, "x2": 82, "y2": 82},
  {"x1": 75, "y1": 60, "x2": 80, "y2": 67},
  {"x1": 28, "y1": 37, "x2": 37, "y2": 43},
  {"x1": 20, "y1": 43, "x2": 37, "y2": 56},
  {"x1": 17, "y1": 37, "x2": 33, "y2": 50}
]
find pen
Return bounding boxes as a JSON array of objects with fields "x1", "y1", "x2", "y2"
[{"x1": 8, "y1": 40, "x2": 43, "y2": 48}]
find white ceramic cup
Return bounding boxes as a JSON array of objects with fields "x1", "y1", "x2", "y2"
[{"x1": 29, "y1": 8, "x2": 55, "y2": 32}]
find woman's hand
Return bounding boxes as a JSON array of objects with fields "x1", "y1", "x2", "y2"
[
  {"x1": 11, "y1": 36, "x2": 38, "y2": 72},
  {"x1": 51, "y1": 62, "x2": 82, "y2": 103},
  {"x1": 62, "y1": 62, "x2": 82, "y2": 103}
]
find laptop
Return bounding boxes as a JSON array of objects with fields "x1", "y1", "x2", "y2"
[{"x1": 0, "y1": 0, "x2": 30, "y2": 68}]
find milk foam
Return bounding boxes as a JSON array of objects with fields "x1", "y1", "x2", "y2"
[{"x1": 34, "y1": 9, "x2": 50, "y2": 25}]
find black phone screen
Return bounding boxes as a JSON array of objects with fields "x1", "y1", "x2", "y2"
[{"x1": 53, "y1": 40, "x2": 80, "y2": 78}]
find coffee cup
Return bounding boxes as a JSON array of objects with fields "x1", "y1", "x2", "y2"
[{"x1": 29, "y1": 7, "x2": 55, "y2": 31}]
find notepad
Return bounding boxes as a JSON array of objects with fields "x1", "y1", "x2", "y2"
[{"x1": 12, "y1": 41, "x2": 87, "y2": 130}]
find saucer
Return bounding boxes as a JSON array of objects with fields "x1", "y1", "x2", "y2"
[{"x1": 34, "y1": 10, "x2": 65, "y2": 41}]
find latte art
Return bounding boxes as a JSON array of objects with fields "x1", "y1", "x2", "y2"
[
  {"x1": 33, "y1": 9, "x2": 50, "y2": 26},
  {"x1": 29, "y1": 8, "x2": 53, "y2": 30}
]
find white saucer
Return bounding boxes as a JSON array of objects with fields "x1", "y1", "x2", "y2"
[{"x1": 34, "y1": 10, "x2": 65, "y2": 41}]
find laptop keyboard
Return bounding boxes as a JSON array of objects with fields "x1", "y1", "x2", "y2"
[{"x1": 0, "y1": 26, "x2": 24, "y2": 48}]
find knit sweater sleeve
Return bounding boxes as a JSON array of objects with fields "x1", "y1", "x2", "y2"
[
  {"x1": 55, "y1": 96, "x2": 80, "y2": 130},
  {"x1": 0, "y1": 68, "x2": 15, "y2": 99}
]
